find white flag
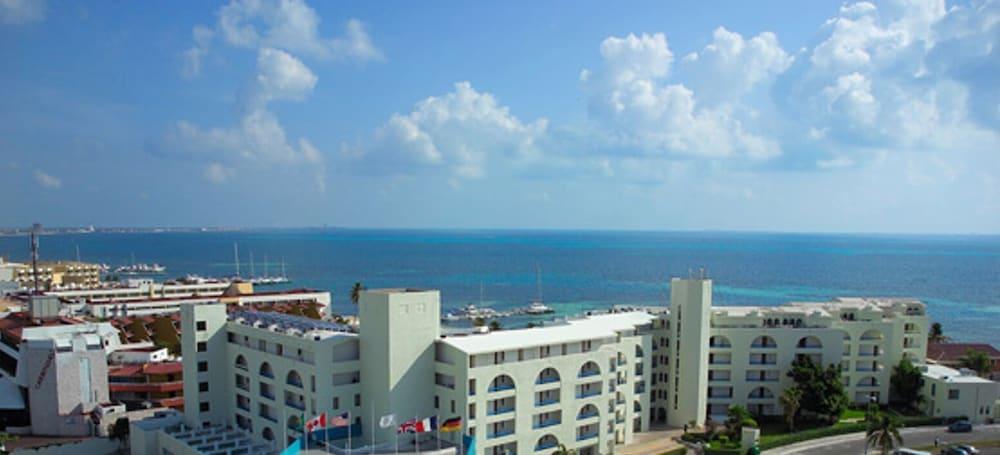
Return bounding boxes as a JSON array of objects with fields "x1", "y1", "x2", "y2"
[{"x1": 379, "y1": 414, "x2": 396, "y2": 428}]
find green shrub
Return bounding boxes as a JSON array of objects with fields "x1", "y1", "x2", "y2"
[{"x1": 758, "y1": 422, "x2": 867, "y2": 450}]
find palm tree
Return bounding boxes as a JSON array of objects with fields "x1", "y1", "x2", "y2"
[
  {"x1": 488, "y1": 320, "x2": 502, "y2": 331},
  {"x1": 779, "y1": 387, "x2": 802, "y2": 432},
  {"x1": 550, "y1": 443, "x2": 576, "y2": 455},
  {"x1": 928, "y1": 322, "x2": 947, "y2": 343},
  {"x1": 350, "y1": 282, "x2": 365, "y2": 306},
  {"x1": 725, "y1": 405, "x2": 757, "y2": 438},
  {"x1": 960, "y1": 349, "x2": 992, "y2": 377},
  {"x1": 865, "y1": 409, "x2": 902, "y2": 454}
]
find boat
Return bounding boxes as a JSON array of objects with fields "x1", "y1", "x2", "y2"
[
  {"x1": 114, "y1": 263, "x2": 166, "y2": 275},
  {"x1": 525, "y1": 264, "x2": 554, "y2": 314}
]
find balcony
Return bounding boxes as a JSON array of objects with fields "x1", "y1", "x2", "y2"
[
  {"x1": 535, "y1": 397, "x2": 559, "y2": 407},
  {"x1": 237, "y1": 401, "x2": 250, "y2": 412},
  {"x1": 578, "y1": 410, "x2": 599, "y2": 420},
  {"x1": 487, "y1": 406, "x2": 515, "y2": 416},
  {"x1": 487, "y1": 428, "x2": 515, "y2": 439},
  {"x1": 489, "y1": 383, "x2": 515, "y2": 393},
  {"x1": 576, "y1": 389, "x2": 601, "y2": 399},
  {"x1": 751, "y1": 344, "x2": 777, "y2": 349},
  {"x1": 260, "y1": 389, "x2": 275, "y2": 401},
  {"x1": 285, "y1": 400, "x2": 305, "y2": 411},
  {"x1": 578, "y1": 370, "x2": 600, "y2": 379},
  {"x1": 533, "y1": 419, "x2": 561, "y2": 429},
  {"x1": 536, "y1": 376, "x2": 560, "y2": 385},
  {"x1": 577, "y1": 432, "x2": 599, "y2": 441},
  {"x1": 536, "y1": 440, "x2": 558, "y2": 451}
]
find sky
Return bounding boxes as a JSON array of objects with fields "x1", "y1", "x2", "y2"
[{"x1": 0, "y1": 0, "x2": 997, "y2": 234}]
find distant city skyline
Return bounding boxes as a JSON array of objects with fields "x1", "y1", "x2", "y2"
[{"x1": 1, "y1": 0, "x2": 997, "y2": 234}]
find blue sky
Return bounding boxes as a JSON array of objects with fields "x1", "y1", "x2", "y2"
[{"x1": 1, "y1": 0, "x2": 997, "y2": 233}]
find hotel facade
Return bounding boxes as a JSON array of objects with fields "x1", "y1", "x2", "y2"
[{"x1": 168, "y1": 278, "x2": 998, "y2": 455}]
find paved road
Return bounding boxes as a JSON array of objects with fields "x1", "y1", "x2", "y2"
[{"x1": 765, "y1": 424, "x2": 1000, "y2": 455}]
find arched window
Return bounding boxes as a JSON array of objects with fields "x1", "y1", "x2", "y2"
[
  {"x1": 536, "y1": 367, "x2": 560, "y2": 385},
  {"x1": 235, "y1": 355, "x2": 248, "y2": 370},
  {"x1": 259, "y1": 361, "x2": 274, "y2": 378},
  {"x1": 578, "y1": 404, "x2": 599, "y2": 420},
  {"x1": 797, "y1": 336, "x2": 823, "y2": 349},
  {"x1": 710, "y1": 335, "x2": 732, "y2": 348},
  {"x1": 536, "y1": 434, "x2": 559, "y2": 451},
  {"x1": 286, "y1": 370, "x2": 303, "y2": 388},
  {"x1": 579, "y1": 361, "x2": 601, "y2": 378},
  {"x1": 751, "y1": 336, "x2": 777, "y2": 348},
  {"x1": 489, "y1": 374, "x2": 515, "y2": 392},
  {"x1": 748, "y1": 386, "x2": 774, "y2": 399}
]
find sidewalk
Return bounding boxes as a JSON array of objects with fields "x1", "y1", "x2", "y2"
[{"x1": 619, "y1": 425, "x2": 686, "y2": 455}]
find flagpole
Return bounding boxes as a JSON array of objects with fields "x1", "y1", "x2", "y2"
[
  {"x1": 370, "y1": 401, "x2": 375, "y2": 450},
  {"x1": 414, "y1": 415, "x2": 420, "y2": 455},
  {"x1": 436, "y1": 414, "x2": 441, "y2": 452},
  {"x1": 303, "y1": 412, "x2": 308, "y2": 452},
  {"x1": 348, "y1": 411, "x2": 352, "y2": 453},
  {"x1": 324, "y1": 411, "x2": 330, "y2": 455}
]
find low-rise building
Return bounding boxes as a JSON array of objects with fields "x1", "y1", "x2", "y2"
[
  {"x1": 921, "y1": 363, "x2": 1000, "y2": 424},
  {"x1": 927, "y1": 343, "x2": 1000, "y2": 381},
  {"x1": 108, "y1": 361, "x2": 185, "y2": 411},
  {"x1": 8, "y1": 260, "x2": 102, "y2": 291}
]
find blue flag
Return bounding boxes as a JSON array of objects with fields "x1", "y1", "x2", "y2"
[
  {"x1": 462, "y1": 434, "x2": 476, "y2": 455},
  {"x1": 279, "y1": 438, "x2": 301, "y2": 455}
]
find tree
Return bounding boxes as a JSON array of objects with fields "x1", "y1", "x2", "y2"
[
  {"x1": 786, "y1": 356, "x2": 849, "y2": 422},
  {"x1": 779, "y1": 387, "x2": 802, "y2": 432},
  {"x1": 928, "y1": 322, "x2": 946, "y2": 343},
  {"x1": 960, "y1": 349, "x2": 992, "y2": 377},
  {"x1": 109, "y1": 417, "x2": 130, "y2": 454},
  {"x1": 350, "y1": 282, "x2": 365, "y2": 306},
  {"x1": 725, "y1": 405, "x2": 757, "y2": 438},
  {"x1": 488, "y1": 320, "x2": 502, "y2": 331},
  {"x1": 472, "y1": 317, "x2": 486, "y2": 327},
  {"x1": 550, "y1": 443, "x2": 576, "y2": 455},
  {"x1": 865, "y1": 408, "x2": 902, "y2": 454},
  {"x1": 0, "y1": 433, "x2": 18, "y2": 455},
  {"x1": 889, "y1": 358, "x2": 925, "y2": 411}
]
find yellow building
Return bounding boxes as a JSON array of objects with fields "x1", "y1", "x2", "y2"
[{"x1": 11, "y1": 260, "x2": 102, "y2": 290}]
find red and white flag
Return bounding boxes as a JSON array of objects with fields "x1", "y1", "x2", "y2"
[
  {"x1": 398, "y1": 416, "x2": 437, "y2": 433},
  {"x1": 305, "y1": 412, "x2": 326, "y2": 433},
  {"x1": 329, "y1": 411, "x2": 350, "y2": 427}
]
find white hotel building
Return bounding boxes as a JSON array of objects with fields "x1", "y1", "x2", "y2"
[{"x1": 160, "y1": 278, "x2": 998, "y2": 455}]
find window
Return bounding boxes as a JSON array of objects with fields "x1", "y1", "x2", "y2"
[
  {"x1": 354, "y1": 394, "x2": 361, "y2": 406},
  {"x1": 518, "y1": 349, "x2": 524, "y2": 361},
  {"x1": 198, "y1": 361, "x2": 208, "y2": 372},
  {"x1": 434, "y1": 395, "x2": 439, "y2": 409},
  {"x1": 468, "y1": 403, "x2": 476, "y2": 416},
  {"x1": 199, "y1": 382, "x2": 209, "y2": 392},
  {"x1": 197, "y1": 342, "x2": 207, "y2": 352},
  {"x1": 948, "y1": 389, "x2": 960, "y2": 400},
  {"x1": 469, "y1": 379, "x2": 476, "y2": 396},
  {"x1": 451, "y1": 400, "x2": 456, "y2": 413},
  {"x1": 493, "y1": 352, "x2": 505, "y2": 365},
  {"x1": 196, "y1": 321, "x2": 207, "y2": 331},
  {"x1": 583, "y1": 340, "x2": 592, "y2": 352},
  {"x1": 540, "y1": 346, "x2": 551, "y2": 358},
  {"x1": 333, "y1": 397, "x2": 339, "y2": 409},
  {"x1": 200, "y1": 402, "x2": 210, "y2": 412},
  {"x1": 931, "y1": 384, "x2": 936, "y2": 396}
]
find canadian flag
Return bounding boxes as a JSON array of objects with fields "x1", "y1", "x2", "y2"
[{"x1": 305, "y1": 412, "x2": 327, "y2": 433}]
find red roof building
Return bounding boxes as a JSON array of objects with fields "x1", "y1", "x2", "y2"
[{"x1": 926, "y1": 342, "x2": 1000, "y2": 380}]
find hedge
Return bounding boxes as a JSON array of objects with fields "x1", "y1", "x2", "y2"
[{"x1": 758, "y1": 422, "x2": 868, "y2": 450}]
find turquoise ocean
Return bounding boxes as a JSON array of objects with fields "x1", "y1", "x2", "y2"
[{"x1": 0, "y1": 230, "x2": 997, "y2": 345}]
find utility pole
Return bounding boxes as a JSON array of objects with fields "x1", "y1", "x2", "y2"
[{"x1": 30, "y1": 223, "x2": 41, "y2": 294}]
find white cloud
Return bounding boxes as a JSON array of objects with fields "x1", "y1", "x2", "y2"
[
  {"x1": 583, "y1": 32, "x2": 781, "y2": 160},
  {"x1": 217, "y1": 0, "x2": 381, "y2": 60},
  {"x1": 182, "y1": 25, "x2": 214, "y2": 78},
  {"x1": 166, "y1": 48, "x2": 326, "y2": 190},
  {"x1": 353, "y1": 81, "x2": 548, "y2": 179},
  {"x1": 679, "y1": 27, "x2": 793, "y2": 103},
  {"x1": 0, "y1": 0, "x2": 45, "y2": 25},
  {"x1": 33, "y1": 169, "x2": 61, "y2": 189},
  {"x1": 204, "y1": 163, "x2": 232, "y2": 183}
]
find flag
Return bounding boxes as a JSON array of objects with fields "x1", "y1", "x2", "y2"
[
  {"x1": 304, "y1": 412, "x2": 326, "y2": 433},
  {"x1": 329, "y1": 411, "x2": 350, "y2": 427},
  {"x1": 440, "y1": 417, "x2": 462, "y2": 432},
  {"x1": 379, "y1": 414, "x2": 396, "y2": 428},
  {"x1": 398, "y1": 416, "x2": 437, "y2": 433},
  {"x1": 397, "y1": 418, "x2": 418, "y2": 434},
  {"x1": 279, "y1": 438, "x2": 301, "y2": 455}
]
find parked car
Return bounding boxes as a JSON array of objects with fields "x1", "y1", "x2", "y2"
[
  {"x1": 939, "y1": 447, "x2": 970, "y2": 455},
  {"x1": 947, "y1": 420, "x2": 973, "y2": 432},
  {"x1": 954, "y1": 444, "x2": 979, "y2": 455}
]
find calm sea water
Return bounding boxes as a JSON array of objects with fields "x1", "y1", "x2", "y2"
[{"x1": 1, "y1": 229, "x2": 998, "y2": 345}]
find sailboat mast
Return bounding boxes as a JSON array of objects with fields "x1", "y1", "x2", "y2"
[
  {"x1": 536, "y1": 264, "x2": 543, "y2": 303},
  {"x1": 264, "y1": 254, "x2": 269, "y2": 278},
  {"x1": 250, "y1": 251, "x2": 255, "y2": 278},
  {"x1": 281, "y1": 257, "x2": 286, "y2": 278},
  {"x1": 75, "y1": 245, "x2": 81, "y2": 263},
  {"x1": 234, "y1": 243, "x2": 240, "y2": 277}
]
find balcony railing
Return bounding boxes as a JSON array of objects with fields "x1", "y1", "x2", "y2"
[
  {"x1": 285, "y1": 400, "x2": 306, "y2": 411},
  {"x1": 578, "y1": 370, "x2": 600, "y2": 378},
  {"x1": 535, "y1": 398, "x2": 559, "y2": 407},
  {"x1": 487, "y1": 428, "x2": 515, "y2": 439},
  {"x1": 536, "y1": 441, "x2": 558, "y2": 451},
  {"x1": 578, "y1": 410, "x2": 599, "y2": 420},
  {"x1": 487, "y1": 406, "x2": 515, "y2": 416},
  {"x1": 576, "y1": 389, "x2": 601, "y2": 399},
  {"x1": 533, "y1": 419, "x2": 561, "y2": 429},
  {"x1": 489, "y1": 383, "x2": 515, "y2": 393},
  {"x1": 260, "y1": 390, "x2": 275, "y2": 400},
  {"x1": 577, "y1": 432, "x2": 599, "y2": 441},
  {"x1": 536, "y1": 376, "x2": 560, "y2": 385}
]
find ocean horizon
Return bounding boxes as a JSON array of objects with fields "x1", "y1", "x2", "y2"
[{"x1": 1, "y1": 228, "x2": 997, "y2": 345}]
